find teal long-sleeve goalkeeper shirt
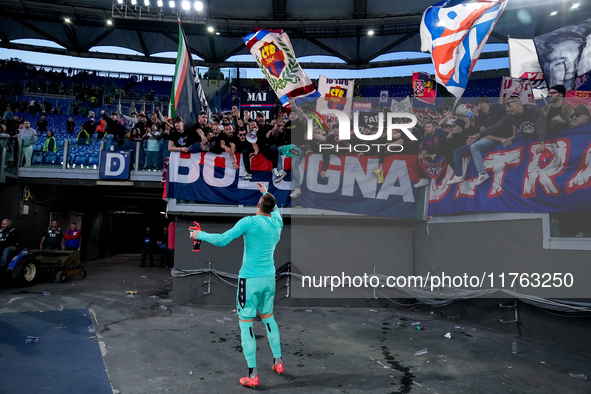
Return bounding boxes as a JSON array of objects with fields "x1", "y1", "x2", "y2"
[{"x1": 196, "y1": 198, "x2": 283, "y2": 278}]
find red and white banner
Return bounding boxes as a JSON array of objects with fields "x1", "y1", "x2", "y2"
[
  {"x1": 500, "y1": 77, "x2": 535, "y2": 105},
  {"x1": 565, "y1": 90, "x2": 591, "y2": 111},
  {"x1": 353, "y1": 102, "x2": 372, "y2": 112}
]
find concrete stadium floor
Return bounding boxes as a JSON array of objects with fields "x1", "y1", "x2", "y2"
[{"x1": 1, "y1": 255, "x2": 590, "y2": 394}]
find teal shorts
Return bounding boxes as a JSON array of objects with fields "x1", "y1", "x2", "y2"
[{"x1": 237, "y1": 276, "x2": 276, "y2": 320}]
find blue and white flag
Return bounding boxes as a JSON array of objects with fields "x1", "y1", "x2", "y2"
[{"x1": 420, "y1": 0, "x2": 507, "y2": 99}]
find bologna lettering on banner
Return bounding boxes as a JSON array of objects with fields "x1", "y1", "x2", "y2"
[{"x1": 166, "y1": 125, "x2": 591, "y2": 218}]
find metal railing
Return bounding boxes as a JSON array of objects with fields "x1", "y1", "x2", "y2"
[{"x1": 8, "y1": 138, "x2": 168, "y2": 181}]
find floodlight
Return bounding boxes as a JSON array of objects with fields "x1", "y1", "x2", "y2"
[
  {"x1": 107, "y1": 19, "x2": 113, "y2": 25},
  {"x1": 157, "y1": 0, "x2": 163, "y2": 6},
  {"x1": 169, "y1": 1, "x2": 175, "y2": 7},
  {"x1": 194, "y1": 1, "x2": 203, "y2": 11},
  {"x1": 368, "y1": 30, "x2": 374, "y2": 36},
  {"x1": 182, "y1": 1, "x2": 190, "y2": 10},
  {"x1": 207, "y1": 26, "x2": 214, "y2": 33},
  {"x1": 144, "y1": 0, "x2": 150, "y2": 6}
]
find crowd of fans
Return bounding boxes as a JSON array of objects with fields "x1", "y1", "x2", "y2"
[
  {"x1": 413, "y1": 86, "x2": 591, "y2": 188},
  {"x1": 0, "y1": 59, "x2": 105, "y2": 104},
  {"x1": 2, "y1": 77, "x2": 591, "y2": 196},
  {"x1": 0, "y1": 59, "x2": 176, "y2": 121},
  {"x1": 286, "y1": 85, "x2": 591, "y2": 195}
]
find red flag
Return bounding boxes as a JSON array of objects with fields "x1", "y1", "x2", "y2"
[
  {"x1": 565, "y1": 90, "x2": 591, "y2": 111},
  {"x1": 412, "y1": 72, "x2": 437, "y2": 105}
]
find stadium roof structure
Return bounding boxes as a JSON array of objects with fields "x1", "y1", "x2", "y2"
[{"x1": 0, "y1": 0, "x2": 588, "y2": 70}]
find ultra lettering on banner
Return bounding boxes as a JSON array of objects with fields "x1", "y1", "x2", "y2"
[{"x1": 428, "y1": 125, "x2": 591, "y2": 215}]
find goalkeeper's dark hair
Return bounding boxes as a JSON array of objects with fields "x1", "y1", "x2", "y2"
[{"x1": 260, "y1": 193, "x2": 276, "y2": 214}]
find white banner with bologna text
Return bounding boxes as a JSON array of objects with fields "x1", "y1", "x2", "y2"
[{"x1": 164, "y1": 150, "x2": 424, "y2": 219}]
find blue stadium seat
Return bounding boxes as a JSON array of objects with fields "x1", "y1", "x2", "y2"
[
  {"x1": 88, "y1": 154, "x2": 100, "y2": 166},
  {"x1": 74, "y1": 154, "x2": 88, "y2": 166},
  {"x1": 44, "y1": 152, "x2": 58, "y2": 164},
  {"x1": 32, "y1": 152, "x2": 43, "y2": 165},
  {"x1": 67, "y1": 149, "x2": 79, "y2": 164}
]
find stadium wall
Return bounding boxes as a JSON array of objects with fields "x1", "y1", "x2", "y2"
[
  {"x1": 172, "y1": 215, "x2": 591, "y2": 356},
  {"x1": 172, "y1": 216, "x2": 416, "y2": 306},
  {"x1": 172, "y1": 215, "x2": 589, "y2": 303},
  {"x1": 416, "y1": 218, "x2": 591, "y2": 356},
  {"x1": 172, "y1": 217, "x2": 292, "y2": 305},
  {"x1": 414, "y1": 218, "x2": 589, "y2": 299}
]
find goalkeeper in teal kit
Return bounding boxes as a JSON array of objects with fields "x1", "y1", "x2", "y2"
[{"x1": 190, "y1": 182, "x2": 284, "y2": 388}]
